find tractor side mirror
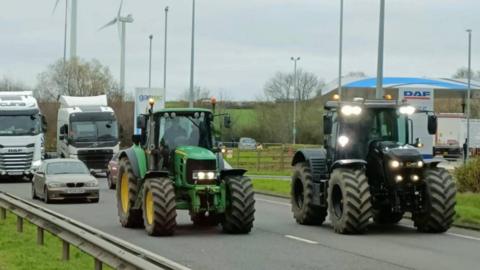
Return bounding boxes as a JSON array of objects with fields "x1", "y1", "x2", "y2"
[
  {"x1": 136, "y1": 115, "x2": 147, "y2": 130},
  {"x1": 324, "y1": 115, "x2": 333, "y2": 135},
  {"x1": 427, "y1": 115, "x2": 437, "y2": 135},
  {"x1": 224, "y1": 115, "x2": 232, "y2": 129}
]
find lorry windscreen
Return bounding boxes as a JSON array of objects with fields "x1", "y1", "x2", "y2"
[
  {"x1": 70, "y1": 120, "x2": 118, "y2": 142},
  {"x1": 0, "y1": 114, "x2": 42, "y2": 136}
]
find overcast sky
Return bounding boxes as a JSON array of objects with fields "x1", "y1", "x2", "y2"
[{"x1": 0, "y1": 0, "x2": 478, "y2": 100}]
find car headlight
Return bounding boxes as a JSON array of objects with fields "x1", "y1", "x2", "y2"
[
  {"x1": 32, "y1": 160, "x2": 42, "y2": 168},
  {"x1": 390, "y1": 160, "x2": 401, "y2": 169},
  {"x1": 341, "y1": 105, "x2": 362, "y2": 116},
  {"x1": 399, "y1": 105, "x2": 416, "y2": 115},
  {"x1": 48, "y1": 182, "x2": 65, "y2": 188},
  {"x1": 84, "y1": 181, "x2": 98, "y2": 187},
  {"x1": 337, "y1": 135, "x2": 349, "y2": 147},
  {"x1": 193, "y1": 171, "x2": 217, "y2": 180}
]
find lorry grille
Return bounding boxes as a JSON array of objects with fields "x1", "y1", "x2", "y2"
[
  {"x1": 77, "y1": 149, "x2": 113, "y2": 170},
  {"x1": 0, "y1": 151, "x2": 34, "y2": 171},
  {"x1": 186, "y1": 159, "x2": 217, "y2": 184}
]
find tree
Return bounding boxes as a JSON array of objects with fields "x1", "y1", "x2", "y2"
[
  {"x1": 181, "y1": 86, "x2": 211, "y2": 102},
  {"x1": 0, "y1": 76, "x2": 30, "y2": 92},
  {"x1": 264, "y1": 69, "x2": 324, "y2": 102},
  {"x1": 453, "y1": 67, "x2": 480, "y2": 81},
  {"x1": 35, "y1": 58, "x2": 119, "y2": 101}
]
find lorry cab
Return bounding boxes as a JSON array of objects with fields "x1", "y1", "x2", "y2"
[
  {"x1": 57, "y1": 95, "x2": 119, "y2": 172},
  {"x1": 0, "y1": 91, "x2": 46, "y2": 180}
]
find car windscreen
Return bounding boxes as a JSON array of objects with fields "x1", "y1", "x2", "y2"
[{"x1": 47, "y1": 162, "x2": 89, "y2": 175}]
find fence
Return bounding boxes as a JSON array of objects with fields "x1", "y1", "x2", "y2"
[
  {"x1": 0, "y1": 191, "x2": 189, "y2": 270},
  {"x1": 223, "y1": 143, "x2": 320, "y2": 175}
]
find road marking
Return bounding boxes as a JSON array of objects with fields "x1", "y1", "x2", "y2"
[
  {"x1": 447, "y1": 232, "x2": 480, "y2": 242},
  {"x1": 256, "y1": 198, "x2": 291, "y2": 207},
  {"x1": 285, "y1": 235, "x2": 318, "y2": 244}
]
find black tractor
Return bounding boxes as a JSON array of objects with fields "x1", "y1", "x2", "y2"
[{"x1": 291, "y1": 98, "x2": 456, "y2": 234}]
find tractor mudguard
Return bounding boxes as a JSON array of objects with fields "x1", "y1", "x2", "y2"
[
  {"x1": 423, "y1": 157, "x2": 444, "y2": 168},
  {"x1": 119, "y1": 147, "x2": 147, "y2": 179},
  {"x1": 220, "y1": 169, "x2": 247, "y2": 179},
  {"x1": 291, "y1": 148, "x2": 328, "y2": 183},
  {"x1": 331, "y1": 159, "x2": 367, "y2": 172}
]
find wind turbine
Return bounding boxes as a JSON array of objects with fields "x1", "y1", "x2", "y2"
[
  {"x1": 53, "y1": 0, "x2": 77, "y2": 60},
  {"x1": 99, "y1": 0, "x2": 134, "y2": 93},
  {"x1": 52, "y1": 0, "x2": 68, "y2": 63}
]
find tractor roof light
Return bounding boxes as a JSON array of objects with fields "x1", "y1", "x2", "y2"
[
  {"x1": 148, "y1": 98, "x2": 155, "y2": 107},
  {"x1": 341, "y1": 105, "x2": 362, "y2": 116},
  {"x1": 399, "y1": 105, "x2": 416, "y2": 115}
]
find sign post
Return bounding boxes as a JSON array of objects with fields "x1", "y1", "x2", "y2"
[{"x1": 134, "y1": 88, "x2": 165, "y2": 134}]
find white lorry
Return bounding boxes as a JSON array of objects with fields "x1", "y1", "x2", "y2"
[
  {"x1": 57, "y1": 95, "x2": 119, "y2": 173},
  {"x1": 0, "y1": 91, "x2": 46, "y2": 180},
  {"x1": 434, "y1": 113, "x2": 480, "y2": 159}
]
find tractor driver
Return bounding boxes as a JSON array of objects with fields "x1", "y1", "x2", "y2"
[{"x1": 158, "y1": 117, "x2": 188, "y2": 170}]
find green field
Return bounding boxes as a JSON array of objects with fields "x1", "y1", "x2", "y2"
[
  {"x1": 0, "y1": 213, "x2": 113, "y2": 270},
  {"x1": 252, "y1": 179, "x2": 480, "y2": 228}
]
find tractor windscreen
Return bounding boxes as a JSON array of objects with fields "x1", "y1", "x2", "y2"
[
  {"x1": 158, "y1": 112, "x2": 212, "y2": 150},
  {"x1": 337, "y1": 108, "x2": 407, "y2": 159}
]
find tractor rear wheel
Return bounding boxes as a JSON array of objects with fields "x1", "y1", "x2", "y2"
[
  {"x1": 413, "y1": 168, "x2": 456, "y2": 233},
  {"x1": 291, "y1": 162, "x2": 327, "y2": 225},
  {"x1": 222, "y1": 175, "x2": 255, "y2": 234},
  {"x1": 373, "y1": 208, "x2": 404, "y2": 224},
  {"x1": 328, "y1": 168, "x2": 372, "y2": 234},
  {"x1": 142, "y1": 178, "x2": 177, "y2": 236},
  {"x1": 116, "y1": 158, "x2": 143, "y2": 228}
]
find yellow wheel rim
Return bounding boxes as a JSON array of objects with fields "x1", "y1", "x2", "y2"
[
  {"x1": 120, "y1": 173, "x2": 129, "y2": 214},
  {"x1": 145, "y1": 190, "x2": 154, "y2": 225}
]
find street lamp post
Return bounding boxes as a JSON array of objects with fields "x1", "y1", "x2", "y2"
[
  {"x1": 466, "y1": 29, "x2": 472, "y2": 161},
  {"x1": 376, "y1": 0, "x2": 385, "y2": 99},
  {"x1": 338, "y1": 0, "x2": 344, "y2": 99},
  {"x1": 291, "y1": 57, "x2": 300, "y2": 145},
  {"x1": 163, "y1": 6, "x2": 169, "y2": 94},
  {"x1": 189, "y1": 0, "x2": 196, "y2": 108},
  {"x1": 148, "y1": 34, "x2": 153, "y2": 88}
]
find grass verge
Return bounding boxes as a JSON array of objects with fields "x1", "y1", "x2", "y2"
[
  {"x1": 0, "y1": 212, "x2": 113, "y2": 270},
  {"x1": 252, "y1": 179, "x2": 480, "y2": 229}
]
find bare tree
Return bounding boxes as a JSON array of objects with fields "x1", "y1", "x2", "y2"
[
  {"x1": 35, "y1": 58, "x2": 119, "y2": 101},
  {"x1": 0, "y1": 76, "x2": 30, "y2": 92},
  {"x1": 453, "y1": 67, "x2": 480, "y2": 80},
  {"x1": 181, "y1": 86, "x2": 211, "y2": 102},
  {"x1": 264, "y1": 69, "x2": 324, "y2": 101}
]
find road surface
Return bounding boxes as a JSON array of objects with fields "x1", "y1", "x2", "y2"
[{"x1": 1, "y1": 179, "x2": 479, "y2": 270}]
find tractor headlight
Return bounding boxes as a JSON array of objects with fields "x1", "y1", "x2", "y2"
[
  {"x1": 399, "y1": 105, "x2": 416, "y2": 115},
  {"x1": 193, "y1": 171, "x2": 217, "y2": 180},
  {"x1": 390, "y1": 160, "x2": 401, "y2": 169},
  {"x1": 395, "y1": 175, "x2": 403, "y2": 183},
  {"x1": 341, "y1": 105, "x2": 362, "y2": 116},
  {"x1": 411, "y1": 175, "x2": 420, "y2": 182},
  {"x1": 337, "y1": 135, "x2": 350, "y2": 147},
  {"x1": 417, "y1": 161, "x2": 424, "y2": 168}
]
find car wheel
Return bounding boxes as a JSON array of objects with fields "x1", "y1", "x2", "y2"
[
  {"x1": 31, "y1": 183, "x2": 37, "y2": 200},
  {"x1": 43, "y1": 187, "x2": 51, "y2": 204}
]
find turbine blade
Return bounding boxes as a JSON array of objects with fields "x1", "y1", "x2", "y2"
[
  {"x1": 98, "y1": 18, "x2": 118, "y2": 31},
  {"x1": 52, "y1": 0, "x2": 61, "y2": 15},
  {"x1": 117, "y1": 0, "x2": 124, "y2": 18}
]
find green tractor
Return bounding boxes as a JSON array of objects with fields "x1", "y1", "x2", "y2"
[
  {"x1": 116, "y1": 102, "x2": 255, "y2": 236},
  {"x1": 291, "y1": 98, "x2": 456, "y2": 234}
]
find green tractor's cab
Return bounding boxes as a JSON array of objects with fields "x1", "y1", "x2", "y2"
[
  {"x1": 291, "y1": 98, "x2": 456, "y2": 234},
  {"x1": 117, "y1": 104, "x2": 254, "y2": 236}
]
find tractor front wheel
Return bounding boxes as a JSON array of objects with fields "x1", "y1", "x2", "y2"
[
  {"x1": 142, "y1": 178, "x2": 177, "y2": 236},
  {"x1": 222, "y1": 175, "x2": 255, "y2": 234},
  {"x1": 413, "y1": 168, "x2": 456, "y2": 233},
  {"x1": 291, "y1": 162, "x2": 327, "y2": 225},
  {"x1": 116, "y1": 158, "x2": 143, "y2": 228},
  {"x1": 328, "y1": 168, "x2": 372, "y2": 234}
]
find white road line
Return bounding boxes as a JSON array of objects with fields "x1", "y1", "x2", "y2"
[
  {"x1": 284, "y1": 235, "x2": 319, "y2": 244},
  {"x1": 256, "y1": 198, "x2": 291, "y2": 207},
  {"x1": 447, "y1": 232, "x2": 480, "y2": 242}
]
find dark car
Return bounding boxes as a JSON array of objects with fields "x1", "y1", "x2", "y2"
[
  {"x1": 32, "y1": 159, "x2": 99, "y2": 203},
  {"x1": 106, "y1": 152, "x2": 120, "y2": 189}
]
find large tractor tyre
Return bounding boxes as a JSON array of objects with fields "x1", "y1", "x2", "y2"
[
  {"x1": 328, "y1": 168, "x2": 372, "y2": 234},
  {"x1": 222, "y1": 176, "x2": 255, "y2": 234},
  {"x1": 116, "y1": 158, "x2": 143, "y2": 228},
  {"x1": 291, "y1": 162, "x2": 327, "y2": 225},
  {"x1": 142, "y1": 178, "x2": 177, "y2": 236},
  {"x1": 190, "y1": 211, "x2": 222, "y2": 227},
  {"x1": 413, "y1": 168, "x2": 456, "y2": 233},
  {"x1": 373, "y1": 208, "x2": 404, "y2": 225},
  {"x1": 107, "y1": 172, "x2": 116, "y2": 190}
]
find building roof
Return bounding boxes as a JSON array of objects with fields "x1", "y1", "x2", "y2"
[{"x1": 322, "y1": 76, "x2": 480, "y2": 96}]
